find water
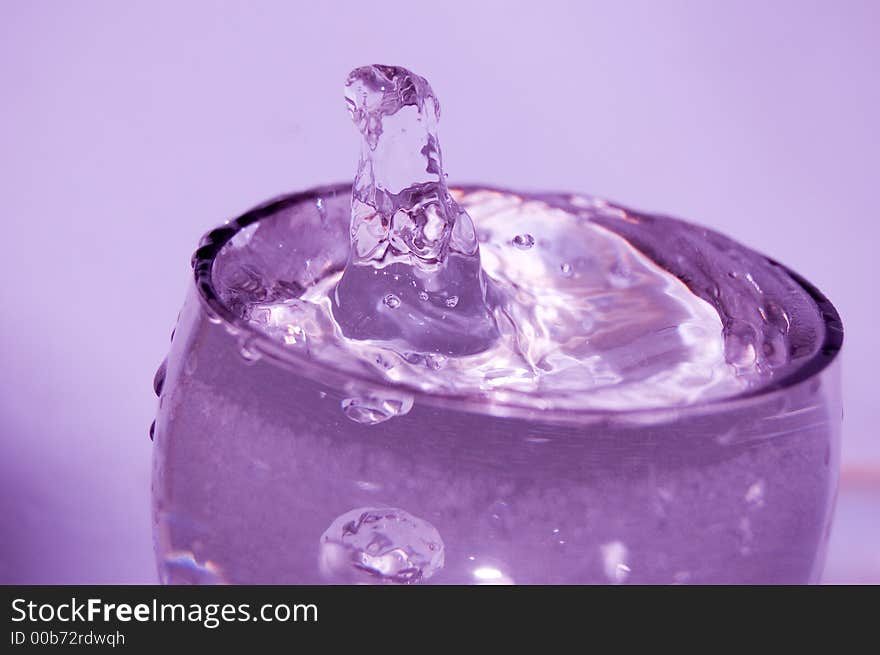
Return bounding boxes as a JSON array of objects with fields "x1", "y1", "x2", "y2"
[
  {"x1": 152, "y1": 66, "x2": 842, "y2": 585},
  {"x1": 333, "y1": 65, "x2": 498, "y2": 356},
  {"x1": 221, "y1": 65, "x2": 801, "y2": 413},
  {"x1": 319, "y1": 507, "x2": 444, "y2": 584}
]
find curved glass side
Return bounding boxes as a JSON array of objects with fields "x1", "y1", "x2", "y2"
[{"x1": 151, "y1": 187, "x2": 842, "y2": 585}]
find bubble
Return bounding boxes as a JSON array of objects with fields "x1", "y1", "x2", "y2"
[
  {"x1": 341, "y1": 387, "x2": 413, "y2": 425},
  {"x1": 445, "y1": 295, "x2": 459, "y2": 308},
  {"x1": 319, "y1": 507, "x2": 444, "y2": 584},
  {"x1": 383, "y1": 293, "x2": 401, "y2": 309},
  {"x1": 471, "y1": 565, "x2": 514, "y2": 585},
  {"x1": 559, "y1": 263, "x2": 573, "y2": 277},
  {"x1": 600, "y1": 541, "x2": 631, "y2": 584},
  {"x1": 418, "y1": 291, "x2": 429, "y2": 301},
  {"x1": 238, "y1": 340, "x2": 261, "y2": 364},
  {"x1": 513, "y1": 233, "x2": 535, "y2": 249},
  {"x1": 745, "y1": 480, "x2": 765, "y2": 507}
]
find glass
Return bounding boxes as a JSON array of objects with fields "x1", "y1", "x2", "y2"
[{"x1": 151, "y1": 184, "x2": 842, "y2": 584}]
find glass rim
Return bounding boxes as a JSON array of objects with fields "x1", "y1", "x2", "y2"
[{"x1": 192, "y1": 183, "x2": 844, "y2": 424}]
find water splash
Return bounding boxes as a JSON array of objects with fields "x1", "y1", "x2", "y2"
[
  {"x1": 332, "y1": 65, "x2": 499, "y2": 356},
  {"x1": 216, "y1": 66, "x2": 794, "y2": 411}
]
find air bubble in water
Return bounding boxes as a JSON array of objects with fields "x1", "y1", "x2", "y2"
[
  {"x1": 319, "y1": 507, "x2": 444, "y2": 584},
  {"x1": 513, "y1": 233, "x2": 535, "y2": 249},
  {"x1": 341, "y1": 387, "x2": 413, "y2": 425},
  {"x1": 445, "y1": 295, "x2": 459, "y2": 308},
  {"x1": 745, "y1": 480, "x2": 765, "y2": 507},
  {"x1": 238, "y1": 336, "x2": 261, "y2": 364},
  {"x1": 600, "y1": 541, "x2": 631, "y2": 584},
  {"x1": 383, "y1": 293, "x2": 401, "y2": 309},
  {"x1": 471, "y1": 564, "x2": 514, "y2": 585}
]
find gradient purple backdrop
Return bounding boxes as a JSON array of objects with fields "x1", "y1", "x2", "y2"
[{"x1": 1, "y1": 1, "x2": 876, "y2": 584}]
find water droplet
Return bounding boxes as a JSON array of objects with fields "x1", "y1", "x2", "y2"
[
  {"x1": 745, "y1": 480, "x2": 765, "y2": 507},
  {"x1": 445, "y1": 295, "x2": 459, "y2": 308},
  {"x1": 472, "y1": 565, "x2": 514, "y2": 585},
  {"x1": 341, "y1": 388, "x2": 413, "y2": 425},
  {"x1": 161, "y1": 551, "x2": 226, "y2": 585},
  {"x1": 319, "y1": 507, "x2": 444, "y2": 584},
  {"x1": 513, "y1": 233, "x2": 535, "y2": 249},
  {"x1": 153, "y1": 359, "x2": 167, "y2": 396},
  {"x1": 239, "y1": 341, "x2": 261, "y2": 364},
  {"x1": 600, "y1": 541, "x2": 630, "y2": 584},
  {"x1": 383, "y1": 293, "x2": 401, "y2": 309}
]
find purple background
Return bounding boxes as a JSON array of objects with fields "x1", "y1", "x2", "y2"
[{"x1": 1, "y1": 1, "x2": 877, "y2": 583}]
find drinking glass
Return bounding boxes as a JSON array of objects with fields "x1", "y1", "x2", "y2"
[{"x1": 152, "y1": 184, "x2": 842, "y2": 584}]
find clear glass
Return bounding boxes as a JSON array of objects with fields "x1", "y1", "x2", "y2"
[{"x1": 151, "y1": 184, "x2": 843, "y2": 585}]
